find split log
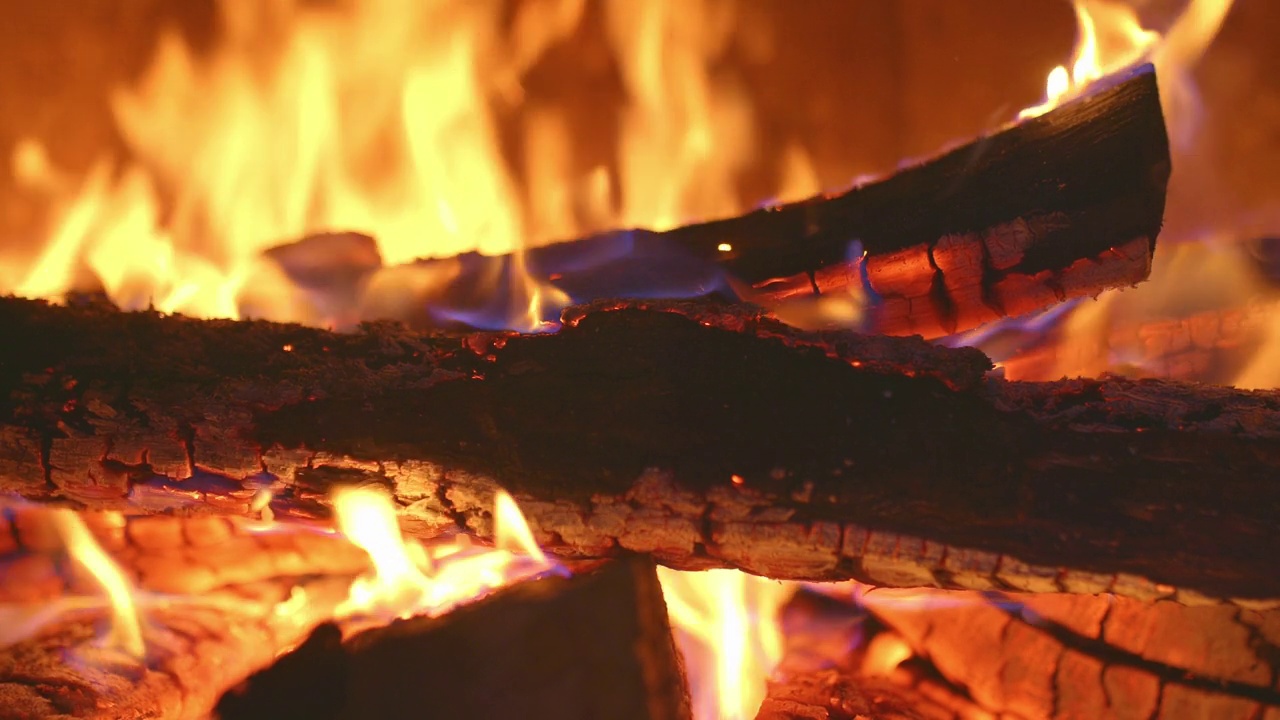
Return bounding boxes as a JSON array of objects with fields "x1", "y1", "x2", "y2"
[
  {"x1": 373, "y1": 64, "x2": 1167, "y2": 339},
  {"x1": 857, "y1": 587, "x2": 1280, "y2": 719},
  {"x1": 216, "y1": 554, "x2": 690, "y2": 720},
  {"x1": 3, "y1": 297, "x2": 1280, "y2": 604}
]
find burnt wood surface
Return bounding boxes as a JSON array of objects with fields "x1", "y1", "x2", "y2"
[
  {"x1": 1, "y1": 297, "x2": 1278, "y2": 603},
  {"x1": 216, "y1": 555, "x2": 690, "y2": 720},
  {"x1": 399, "y1": 64, "x2": 1168, "y2": 339}
]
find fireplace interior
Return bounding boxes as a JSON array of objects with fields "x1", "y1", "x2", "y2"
[{"x1": 0, "y1": 1, "x2": 1278, "y2": 719}]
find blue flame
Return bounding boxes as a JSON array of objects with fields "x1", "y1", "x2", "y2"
[{"x1": 429, "y1": 230, "x2": 732, "y2": 331}]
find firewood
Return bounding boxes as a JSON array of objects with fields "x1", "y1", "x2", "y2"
[
  {"x1": 858, "y1": 587, "x2": 1280, "y2": 719},
  {"x1": 375, "y1": 64, "x2": 1167, "y2": 339},
  {"x1": 215, "y1": 554, "x2": 691, "y2": 720},
  {"x1": 2, "y1": 297, "x2": 1279, "y2": 604},
  {"x1": 0, "y1": 506, "x2": 365, "y2": 719},
  {"x1": 0, "y1": 507, "x2": 370, "y2": 602},
  {"x1": 0, "y1": 574, "x2": 354, "y2": 720}
]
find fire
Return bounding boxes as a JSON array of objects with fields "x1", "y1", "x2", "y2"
[
  {"x1": 333, "y1": 486, "x2": 556, "y2": 623},
  {"x1": 5, "y1": 0, "x2": 816, "y2": 330},
  {"x1": 1019, "y1": 0, "x2": 1231, "y2": 129},
  {"x1": 49, "y1": 509, "x2": 145, "y2": 658},
  {"x1": 656, "y1": 567, "x2": 796, "y2": 720}
]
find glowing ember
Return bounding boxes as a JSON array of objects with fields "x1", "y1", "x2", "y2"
[
  {"x1": 657, "y1": 567, "x2": 796, "y2": 720},
  {"x1": 333, "y1": 486, "x2": 557, "y2": 623}
]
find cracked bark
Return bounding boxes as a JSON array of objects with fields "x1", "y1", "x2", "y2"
[{"x1": 2, "y1": 296, "x2": 1279, "y2": 605}]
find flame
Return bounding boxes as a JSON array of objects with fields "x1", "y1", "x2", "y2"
[
  {"x1": 656, "y1": 567, "x2": 796, "y2": 720},
  {"x1": 333, "y1": 486, "x2": 555, "y2": 622},
  {"x1": 1019, "y1": 0, "x2": 1160, "y2": 119},
  {"x1": 48, "y1": 509, "x2": 145, "y2": 657},
  {"x1": 6, "y1": 0, "x2": 818, "y2": 331},
  {"x1": 1019, "y1": 0, "x2": 1233, "y2": 129}
]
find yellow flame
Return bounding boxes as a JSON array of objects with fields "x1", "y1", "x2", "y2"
[
  {"x1": 49, "y1": 509, "x2": 145, "y2": 658},
  {"x1": 493, "y1": 489, "x2": 549, "y2": 564},
  {"x1": 1019, "y1": 0, "x2": 1161, "y2": 120},
  {"x1": 333, "y1": 486, "x2": 553, "y2": 622},
  {"x1": 657, "y1": 567, "x2": 796, "y2": 720},
  {"x1": 6, "y1": 0, "x2": 819, "y2": 331}
]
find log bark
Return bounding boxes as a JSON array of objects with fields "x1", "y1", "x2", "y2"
[
  {"x1": 216, "y1": 554, "x2": 691, "y2": 720},
  {"x1": 2, "y1": 297, "x2": 1279, "y2": 603},
  {"x1": 380, "y1": 64, "x2": 1167, "y2": 339}
]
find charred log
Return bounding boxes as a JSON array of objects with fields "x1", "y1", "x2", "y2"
[
  {"x1": 216, "y1": 555, "x2": 691, "y2": 720},
  {"x1": 388, "y1": 64, "x2": 1168, "y2": 338},
  {"x1": 2, "y1": 297, "x2": 1279, "y2": 603}
]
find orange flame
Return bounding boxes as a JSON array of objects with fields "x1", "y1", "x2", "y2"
[
  {"x1": 657, "y1": 567, "x2": 796, "y2": 720},
  {"x1": 5, "y1": 0, "x2": 820, "y2": 330}
]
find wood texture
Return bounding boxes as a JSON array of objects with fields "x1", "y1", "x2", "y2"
[
  {"x1": 216, "y1": 555, "x2": 691, "y2": 720},
  {"x1": 2, "y1": 297, "x2": 1278, "y2": 604}
]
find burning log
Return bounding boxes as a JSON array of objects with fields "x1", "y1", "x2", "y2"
[
  {"x1": 857, "y1": 587, "x2": 1280, "y2": 719},
  {"x1": 2, "y1": 296, "x2": 1279, "y2": 605},
  {"x1": 392, "y1": 63, "x2": 1168, "y2": 338},
  {"x1": 216, "y1": 554, "x2": 690, "y2": 720},
  {"x1": 0, "y1": 506, "x2": 364, "y2": 719},
  {"x1": 0, "y1": 508, "x2": 370, "y2": 602},
  {"x1": 754, "y1": 587, "x2": 1280, "y2": 720},
  {"x1": 0, "y1": 576, "x2": 355, "y2": 720}
]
